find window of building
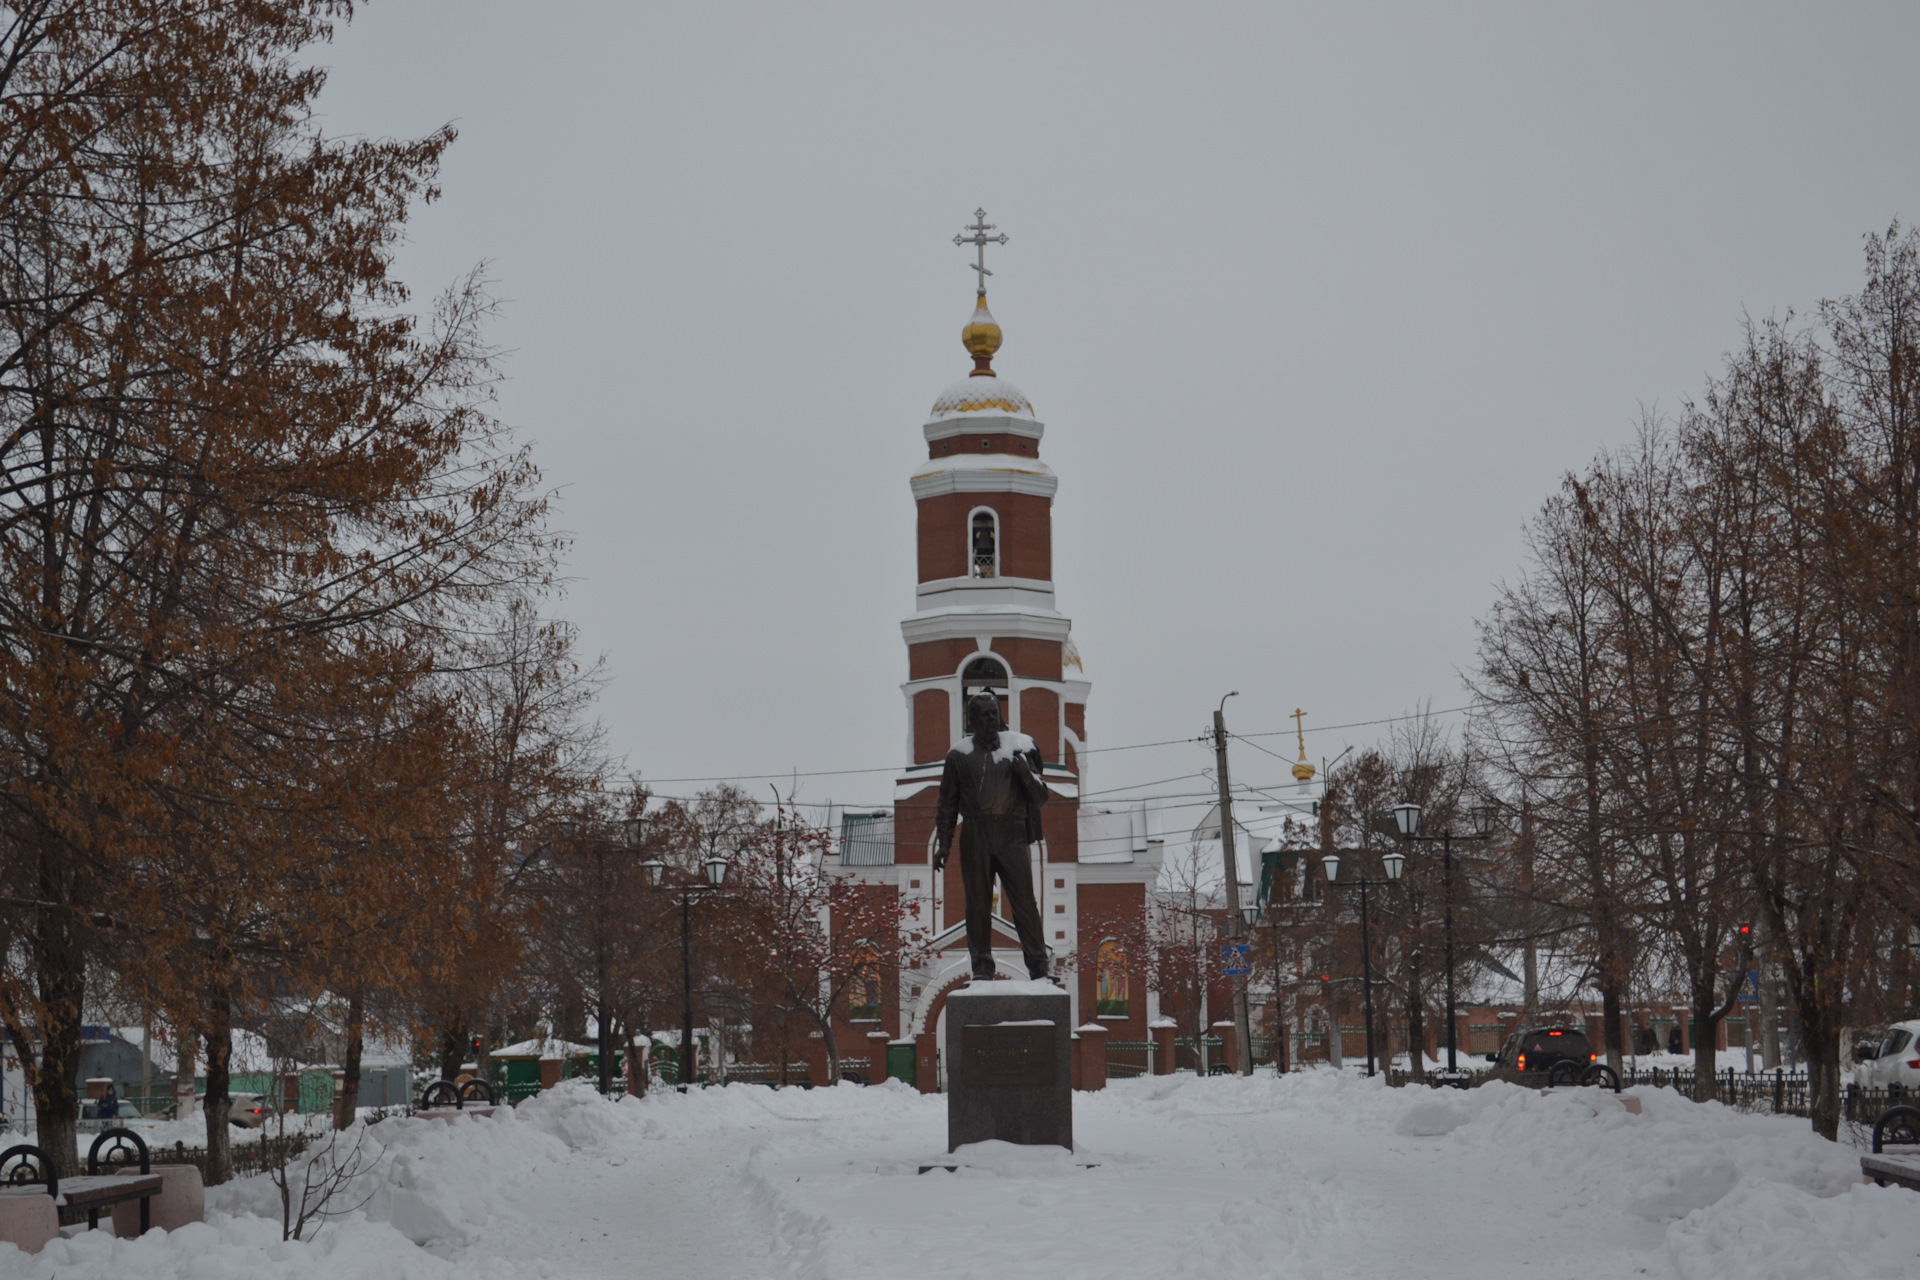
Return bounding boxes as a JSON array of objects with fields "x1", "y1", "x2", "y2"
[
  {"x1": 961, "y1": 656, "x2": 1010, "y2": 726},
  {"x1": 970, "y1": 509, "x2": 998, "y2": 578}
]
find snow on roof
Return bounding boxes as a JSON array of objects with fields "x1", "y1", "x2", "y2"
[
  {"x1": 491, "y1": 1037, "x2": 599, "y2": 1060},
  {"x1": 929, "y1": 375, "x2": 1035, "y2": 420}
]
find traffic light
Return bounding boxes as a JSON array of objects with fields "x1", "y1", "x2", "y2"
[{"x1": 1736, "y1": 923, "x2": 1752, "y2": 939}]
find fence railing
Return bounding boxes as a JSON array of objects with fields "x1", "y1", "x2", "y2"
[
  {"x1": 1382, "y1": 1061, "x2": 1904, "y2": 1125},
  {"x1": 147, "y1": 1132, "x2": 314, "y2": 1182},
  {"x1": 1104, "y1": 1041, "x2": 1151, "y2": 1079}
]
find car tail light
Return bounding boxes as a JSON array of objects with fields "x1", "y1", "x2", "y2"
[
  {"x1": 1907, "y1": 1057, "x2": 1920, "y2": 1069},
  {"x1": 1517, "y1": 1054, "x2": 1526, "y2": 1071},
  {"x1": 1590, "y1": 1053, "x2": 1597, "y2": 1062},
  {"x1": 1548, "y1": 1030, "x2": 1562, "y2": 1036}
]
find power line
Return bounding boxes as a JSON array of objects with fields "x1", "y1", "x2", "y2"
[{"x1": 638, "y1": 705, "x2": 1469, "y2": 786}]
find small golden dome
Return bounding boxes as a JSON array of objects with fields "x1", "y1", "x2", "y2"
[{"x1": 962, "y1": 295, "x2": 1002, "y2": 376}]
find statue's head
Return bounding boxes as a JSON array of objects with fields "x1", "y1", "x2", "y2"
[{"x1": 964, "y1": 690, "x2": 1004, "y2": 737}]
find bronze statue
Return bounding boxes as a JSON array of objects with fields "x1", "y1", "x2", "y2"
[{"x1": 934, "y1": 690, "x2": 1051, "y2": 981}]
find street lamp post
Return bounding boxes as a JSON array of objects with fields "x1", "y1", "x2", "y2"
[
  {"x1": 1390, "y1": 802, "x2": 1494, "y2": 1086},
  {"x1": 1319, "y1": 846, "x2": 1404, "y2": 1077},
  {"x1": 1240, "y1": 903, "x2": 1264, "y2": 1068},
  {"x1": 642, "y1": 853, "x2": 733, "y2": 1092}
]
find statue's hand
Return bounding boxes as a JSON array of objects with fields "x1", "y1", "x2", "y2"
[{"x1": 933, "y1": 841, "x2": 950, "y2": 873}]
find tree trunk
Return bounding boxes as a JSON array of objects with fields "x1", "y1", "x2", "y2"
[
  {"x1": 1692, "y1": 977, "x2": 1721, "y2": 1103},
  {"x1": 335, "y1": 988, "x2": 363, "y2": 1130},
  {"x1": 203, "y1": 1003, "x2": 234, "y2": 1184},
  {"x1": 819, "y1": 1009, "x2": 840, "y2": 1084},
  {"x1": 29, "y1": 846, "x2": 87, "y2": 1177},
  {"x1": 28, "y1": 958, "x2": 85, "y2": 1179},
  {"x1": 1404, "y1": 958, "x2": 1427, "y2": 1082},
  {"x1": 438, "y1": 1020, "x2": 465, "y2": 1083},
  {"x1": 1757, "y1": 918, "x2": 1782, "y2": 1070}
]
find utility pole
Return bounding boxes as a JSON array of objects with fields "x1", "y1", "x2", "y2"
[{"x1": 1212, "y1": 695, "x2": 1254, "y2": 1076}]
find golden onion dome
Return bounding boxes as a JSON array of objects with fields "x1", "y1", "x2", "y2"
[
  {"x1": 961, "y1": 294, "x2": 1003, "y2": 375},
  {"x1": 930, "y1": 374, "x2": 1034, "y2": 420}
]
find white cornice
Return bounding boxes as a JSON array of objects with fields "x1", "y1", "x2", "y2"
[
  {"x1": 915, "y1": 576, "x2": 1056, "y2": 612},
  {"x1": 910, "y1": 456, "x2": 1058, "y2": 501},
  {"x1": 924, "y1": 414, "x2": 1045, "y2": 444},
  {"x1": 901, "y1": 605, "x2": 1071, "y2": 645}
]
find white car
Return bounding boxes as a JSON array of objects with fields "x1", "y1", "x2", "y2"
[{"x1": 1856, "y1": 1020, "x2": 1920, "y2": 1089}]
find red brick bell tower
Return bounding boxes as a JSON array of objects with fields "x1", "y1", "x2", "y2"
[{"x1": 891, "y1": 211, "x2": 1090, "y2": 954}]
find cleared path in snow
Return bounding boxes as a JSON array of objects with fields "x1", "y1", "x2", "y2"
[{"x1": 462, "y1": 1121, "x2": 778, "y2": 1278}]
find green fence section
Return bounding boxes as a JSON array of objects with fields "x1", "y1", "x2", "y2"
[
  {"x1": 190, "y1": 1069, "x2": 336, "y2": 1115},
  {"x1": 1105, "y1": 1040, "x2": 1152, "y2": 1079}
]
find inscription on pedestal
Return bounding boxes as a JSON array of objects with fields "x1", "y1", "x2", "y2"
[
  {"x1": 946, "y1": 983, "x2": 1072, "y2": 1151},
  {"x1": 962, "y1": 1023, "x2": 1056, "y2": 1088}
]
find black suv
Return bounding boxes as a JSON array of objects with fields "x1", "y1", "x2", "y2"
[{"x1": 1494, "y1": 1027, "x2": 1596, "y2": 1078}]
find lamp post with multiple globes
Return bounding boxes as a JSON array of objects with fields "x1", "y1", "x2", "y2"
[
  {"x1": 640, "y1": 852, "x2": 733, "y2": 1092},
  {"x1": 1387, "y1": 801, "x2": 1496, "y2": 1087},
  {"x1": 1318, "y1": 844, "x2": 1405, "y2": 1077}
]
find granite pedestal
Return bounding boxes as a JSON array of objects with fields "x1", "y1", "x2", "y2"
[{"x1": 945, "y1": 979, "x2": 1072, "y2": 1152}]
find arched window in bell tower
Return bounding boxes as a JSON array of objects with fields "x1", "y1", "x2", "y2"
[
  {"x1": 962, "y1": 656, "x2": 1010, "y2": 727},
  {"x1": 969, "y1": 508, "x2": 998, "y2": 579}
]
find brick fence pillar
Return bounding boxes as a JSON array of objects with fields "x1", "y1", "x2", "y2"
[
  {"x1": 1151, "y1": 1020, "x2": 1176, "y2": 1075},
  {"x1": 1212, "y1": 1021, "x2": 1237, "y2": 1076},
  {"x1": 539, "y1": 1058, "x2": 561, "y2": 1090},
  {"x1": 915, "y1": 1031, "x2": 939, "y2": 1094},
  {"x1": 867, "y1": 1030, "x2": 890, "y2": 1085},
  {"x1": 1076, "y1": 1024, "x2": 1108, "y2": 1091}
]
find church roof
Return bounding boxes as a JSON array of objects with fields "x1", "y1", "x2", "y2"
[{"x1": 930, "y1": 374, "x2": 1034, "y2": 420}]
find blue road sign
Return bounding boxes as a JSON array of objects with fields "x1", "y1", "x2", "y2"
[{"x1": 1222, "y1": 944, "x2": 1251, "y2": 977}]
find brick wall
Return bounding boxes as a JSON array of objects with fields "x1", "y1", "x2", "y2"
[
  {"x1": 913, "y1": 688, "x2": 949, "y2": 762},
  {"x1": 916, "y1": 492, "x2": 1051, "y2": 583},
  {"x1": 1020, "y1": 687, "x2": 1059, "y2": 761}
]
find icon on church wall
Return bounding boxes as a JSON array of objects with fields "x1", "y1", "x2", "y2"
[
  {"x1": 850, "y1": 946, "x2": 882, "y2": 1022},
  {"x1": 1096, "y1": 938, "x2": 1129, "y2": 1017}
]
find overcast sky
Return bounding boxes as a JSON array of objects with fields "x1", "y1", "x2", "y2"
[{"x1": 319, "y1": 3, "x2": 1920, "y2": 812}]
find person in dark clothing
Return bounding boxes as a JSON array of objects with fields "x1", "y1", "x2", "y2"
[
  {"x1": 98, "y1": 1081, "x2": 119, "y2": 1119},
  {"x1": 1667, "y1": 1024, "x2": 1683, "y2": 1055},
  {"x1": 934, "y1": 691, "x2": 1052, "y2": 982}
]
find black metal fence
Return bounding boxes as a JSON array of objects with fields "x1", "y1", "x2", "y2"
[
  {"x1": 1389, "y1": 1061, "x2": 1901, "y2": 1125},
  {"x1": 147, "y1": 1132, "x2": 314, "y2": 1181}
]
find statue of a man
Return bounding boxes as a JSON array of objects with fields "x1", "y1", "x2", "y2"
[{"x1": 934, "y1": 690, "x2": 1052, "y2": 982}]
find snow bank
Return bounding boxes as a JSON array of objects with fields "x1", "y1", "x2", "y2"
[
  {"x1": 10, "y1": 1071, "x2": 1918, "y2": 1279},
  {"x1": 0, "y1": 1080, "x2": 645, "y2": 1279},
  {"x1": 1091, "y1": 1071, "x2": 1920, "y2": 1280}
]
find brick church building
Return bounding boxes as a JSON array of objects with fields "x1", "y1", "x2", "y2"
[{"x1": 827, "y1": 234, "x2": 1163, "y2": 1086}]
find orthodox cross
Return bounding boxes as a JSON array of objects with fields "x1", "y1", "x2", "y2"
[
  {"x1": 953, "y1": 207, "x2": 1008, "y2": 296},
  {"x1": 1291, "y1": 708, "x2": 1316, "y2": 782}
]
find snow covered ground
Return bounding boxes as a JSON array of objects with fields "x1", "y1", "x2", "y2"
[{"x1": 4, "y1": 1070, "x2": 1917, "y2": 1279}]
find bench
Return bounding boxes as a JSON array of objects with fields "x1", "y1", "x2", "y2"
[
  {"x1": 0, "y1": 1129, "x2": 161, "y2": 1234},
  {"x1": 1863, "y1": 1105, "x2": 1920, "y2": 1191},
  {"x1": 419, "y1": 1078, "x2": 496, "y2": 1111}
]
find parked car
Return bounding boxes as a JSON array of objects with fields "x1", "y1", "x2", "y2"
[
  {"x1": 1855, "y1": 1021, "x2": 1920, "y2": 1090},
  {"x1": 229, "y1": 1093, "x2": 278, "y2": 1128},
  {"x1": 77, "y1": 1099, "x2": 143, "y2": 1131},
  {"x1": 1492, "y1": 1026, "x2": 1597, "y2": 1076}
]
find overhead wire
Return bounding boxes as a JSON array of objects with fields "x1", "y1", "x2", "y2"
[{"x1": 638, "y1": 704, "x2": 1471, "y2": 786}]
